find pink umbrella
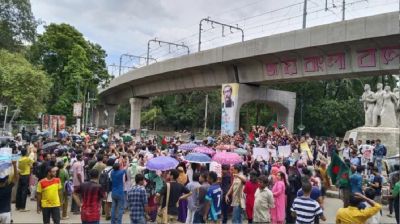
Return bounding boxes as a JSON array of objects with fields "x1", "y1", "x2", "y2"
[
  {"x1": 215, "y1": 144, "x2": 237, "y2": 151},
  {"x1": 212, "y1": 152, "x2": 243, "y2": 165},
  {"x1": 193, "y1": 146, "x2": 216, "y2": 156}
]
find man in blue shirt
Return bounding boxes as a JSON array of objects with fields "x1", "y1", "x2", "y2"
[
  {"x1": 373, "y1": 139, "x2": 386, "y2": 174},
  {"x1": 111, "y1": 163, "x2": 126, "y2": 224},
  {"x1": 350, "y1": 166, "x2": 364, "y2": 193},
  {"x1": 204, "y1": 171, "x2": 222, "y2": 223},
  {"x1": 127, "y1": 174, "x2": 148, "y2": 224}
]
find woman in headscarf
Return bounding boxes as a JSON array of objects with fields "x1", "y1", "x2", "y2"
[
  {"x1": 177, "y1": 166, "x2": 188, "y2": 222},
  {"x1": 271, "y1": 171, "x2": 287, "y2": 224}
]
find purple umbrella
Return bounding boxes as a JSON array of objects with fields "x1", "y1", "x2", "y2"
[
  {"x1": 178, "y1": 143, "x2": 198, "y2": 151},
  {"x1": 146, "y1": 156, "x2": 179, "y2": 171},
  {"x1": 193, "y1": 146, "x2": 216, "y2": 156}
]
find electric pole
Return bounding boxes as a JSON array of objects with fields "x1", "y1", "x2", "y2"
[
  {"x1": 147, "y1": 39, "x2": 189, "y2": 65},
  {"x1": 198, "y1": 17, "x2": 244, "y2": 52},
  {"x1": 303, "y1": 0, "x2": 308, "y2": 29}
]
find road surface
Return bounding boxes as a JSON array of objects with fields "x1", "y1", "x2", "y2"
[{"x1": 11, "y1": 197, "x2": 396, "y2": 223}]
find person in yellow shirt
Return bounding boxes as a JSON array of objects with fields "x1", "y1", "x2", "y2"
[
  {"x1": 336, "y1": 192, "x2": 382, "y2": 224},
  {"x1": 37, "y1": 166, "x2": 62, "y2": 224},
  {"x1": 16, "y1": 148, "x2": 33, "y2": 212}
]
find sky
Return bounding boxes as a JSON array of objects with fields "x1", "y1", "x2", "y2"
[{"x1": 30, "y1": 0, "x2": 399, "y2": 76}]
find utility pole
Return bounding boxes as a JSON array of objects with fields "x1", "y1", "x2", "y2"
[
  {"x1": 147, "y1": 39, "x2": 189, "y2": 65},
  {"x1": 198, "y1": 17, "x2": 244, "y2": 52},
  {"x1": 302, "y1": 0, "x2": 308, "y2": 29},
  {"x1": 342, "y1": 0, "x2": 346, "y2": 21},
  {"x1": 203, "y1": 94, "x2": 208, "y2": 136}
]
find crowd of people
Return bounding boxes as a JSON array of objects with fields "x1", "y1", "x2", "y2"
[{"x1": 0, "y1": 125, "x2": 399, "y2": 224}]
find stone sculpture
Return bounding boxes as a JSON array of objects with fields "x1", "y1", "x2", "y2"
[
  {"x1": 372, "y1": 83, "x2": 385, "y2": 127},
  {"x1": 361, "y1": 84, "x2": 375, "y2": 126},
  {"x1": 362, "y1": 83, "x2": 399, "y2": 128}
]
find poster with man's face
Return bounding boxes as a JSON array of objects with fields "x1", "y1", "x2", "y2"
[{"x1": 221, "y1": 83, "x2": 239, "y2": 135}]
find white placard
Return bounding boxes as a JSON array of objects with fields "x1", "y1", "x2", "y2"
[
  {"x1": 268, "y1": 145, "x2": 277, "y2": 158},
  {"x1": 278, "y1": 145, "x2": 292, "y2": 157},
  {"x1": 209, "y1": 161, "x2": 222, "y2": 177},
  {"x1": 253, "y1": 147, "x2": 269, "y2": 161},
  {"x1": 348, "y1": 131, "x2": 358, "y2": 141}
]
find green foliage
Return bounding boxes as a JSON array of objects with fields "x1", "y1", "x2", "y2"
[
  {"x1": 0, "y1": 0, "x2": 38, "y2": 51},
  {"x1": 0, "y1": 49, "x2": 51, "y2": 119},
  {"x1": 29, "y1": 23, "x2": 111, "y2": 123}
]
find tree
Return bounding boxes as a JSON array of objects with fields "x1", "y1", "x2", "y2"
[
  {"x1": 0, "y1": 0, "x2": 38, "y2": 51},
  {"x1": 0, "y1": 49, "x2": 51, "y2": 119},
  {"x1": 29, "y1": 23, "x2": 112, "y2": 122}
]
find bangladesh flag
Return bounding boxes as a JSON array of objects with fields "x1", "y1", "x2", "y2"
[{"x1": 327, "y1": 151, "x2": 350, "y2": 187}]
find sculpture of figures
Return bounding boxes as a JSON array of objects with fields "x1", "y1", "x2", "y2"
[
  {"x1": 392, "y1": 87, "x2": 399, "y2": 126},
  {"x1": 372, "y1": 83, "x2": 384, "y2": 127},
  {"x1": 380, "y1": 86, "x2": 397, "y2": 128},
  {"x1": 361, "y1": 84, "x2": 375, "y2": 126}
]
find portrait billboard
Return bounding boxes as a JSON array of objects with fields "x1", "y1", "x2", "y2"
[{"x1": 221, "y1": 83, "x2": 239, "y2": 135}]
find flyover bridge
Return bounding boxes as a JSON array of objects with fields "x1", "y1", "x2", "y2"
[{"x1": 97, "y1": 12, "x2": 399, "y2": 133}]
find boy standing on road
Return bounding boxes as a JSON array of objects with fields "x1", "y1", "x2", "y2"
[{"x1": 37, "y1": 166, "x2": 62, "y2": 224}]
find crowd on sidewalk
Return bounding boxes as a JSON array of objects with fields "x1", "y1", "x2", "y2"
[{"x1": 0, "y1": 125, "x2": 399, "y2": 224}]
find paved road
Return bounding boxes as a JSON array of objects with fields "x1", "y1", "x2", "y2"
[{"x1": 11, "y1": 197, "x2": 396, "y2": 223}]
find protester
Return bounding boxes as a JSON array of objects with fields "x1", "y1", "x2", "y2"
[
  {"x1": 225, "y1": 164, "x2": 246, "y2": 224},
  {"x1": 37, "y1": 166, "x2": 62, "y2": 224},
  {"x1": 336, "y1": 192, "x2": 382, "y2": 223},
  {"x1": 185, "y1": 172, "x2": 201, "y2": 224},
  {"x1": 203, "y1": 171, "x2": 222, "y2": 224},
  {"x1": 0, "y1": 161, "x2": 18, "y2": 224},
  {"x1": 291, "y1": 181, "x2": 326, "y2": 224},
  {"x1": 253, "y1": 175, "x2": 275, "y2": 223},
  {"x1": 110, "y1": 162, "x2": 126, "y2": 224},
  {"x1": 194, "y1": 171, "x2": 212, "y2": 224},
  {"x1": 71, "y1": 153, "x2": 84, "y2": 214},
  {"x1": 16, "y1": 148, "x2": 33, "y2": 212},
  {"x1": 243, "y1": 171, "x2": 259, "y2": 223},
  {"x1": 157, "y1": 169, "x2": 191, "y2": 223},
  {"x1": 56, "y1": 161, "x2": 69, "y2": 220},
  {"x1": 73, "y1": 169, "x2": 105, "y2": 224},
  {"x1": 350, "y1": 165, "x2": 364, "y2": 194},
  {"x1": 220, "y1": 164, "x2": 232, "y2": 224},
  {"x1": 271, "y1": 171, "x2": 286, "y2": 224},
  {"x1": 127, "y1": 173, "x2": 148, "y2": 224}
]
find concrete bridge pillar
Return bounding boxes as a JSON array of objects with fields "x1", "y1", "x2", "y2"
[
  {"x1": 105, "y1": 104, "x2": 118, "y2": 127},
  {"x1": 129, "y1": 98, "x2": 148, "y2": 130},
  {"x1": 221, "y1": 83, "x2": 296, "y2": 135}
]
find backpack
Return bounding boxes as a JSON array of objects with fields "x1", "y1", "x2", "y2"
[
  {"x1": 64, "y1": 180, "x2": 74, "y2": 196},
  {"x1": 99, "y1": 168, "x2": 112, "y2": 192}
]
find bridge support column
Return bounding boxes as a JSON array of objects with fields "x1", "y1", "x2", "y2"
[
  {"x1": 221, "y1": 83, "x2": 296, "y2": 135},
  {"x1": 105, "y1": 104, "x2": 117, "y2": 127},
  {"x1": 129, "y1": 98, "x2": 148, "y2": 130}
]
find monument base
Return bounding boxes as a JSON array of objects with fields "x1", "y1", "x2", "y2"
[{"x1": 344, "y1": 127, "x2": 399, "y2": 156}]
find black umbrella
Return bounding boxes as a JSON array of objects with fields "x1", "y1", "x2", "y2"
[{"x1": 42, "y1": 142, "x2": 60, "y2": 152}]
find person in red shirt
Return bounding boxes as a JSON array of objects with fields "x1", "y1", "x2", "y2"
[
  {"x1": 73, "y1": 169, "x2": 105, "y2": 224},
  {"x1": 243, "y1": 171, "x2": 259, "y2": 223}
]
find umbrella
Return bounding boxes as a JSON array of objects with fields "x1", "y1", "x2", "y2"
[
  {"x1": 42, "y1": 142, "x2": 60, "y2": 152},
  {"x1": 234, "y1": 148, "x2": 248, "y2": 155},
  {"x1": 178, "y1": 143, "x2": 198, "y2": 151},
  {"x1": 193, "y1": 146, "x2": 216, "y2": 156},
  {"x1": 212, "y1": 152, "x2": 243, "y2": 165},
  {"x1": 215, "y1": 144, "x2": 237, "y2": 151},
  {"x1": 146, "y1": 156, "x2": 179, "y2": 171},
  {"x1": 185, "y1": 152, "x2": 211, "y2": 163}
]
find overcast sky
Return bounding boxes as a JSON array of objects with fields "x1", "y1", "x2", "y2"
[{"x1": 30, "y1": 0, "x2": 399, "y2": 75}]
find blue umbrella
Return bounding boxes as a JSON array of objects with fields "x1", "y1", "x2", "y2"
[
  {"x1": 146, "y1": 156, "x2": 179, "y2": 171},
  {"x1": 178, "y1": 143, "x2": 198, "y2": 151},
  {"x1": 185, "y1": 152, "x2": 211, "y2": 163}
]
